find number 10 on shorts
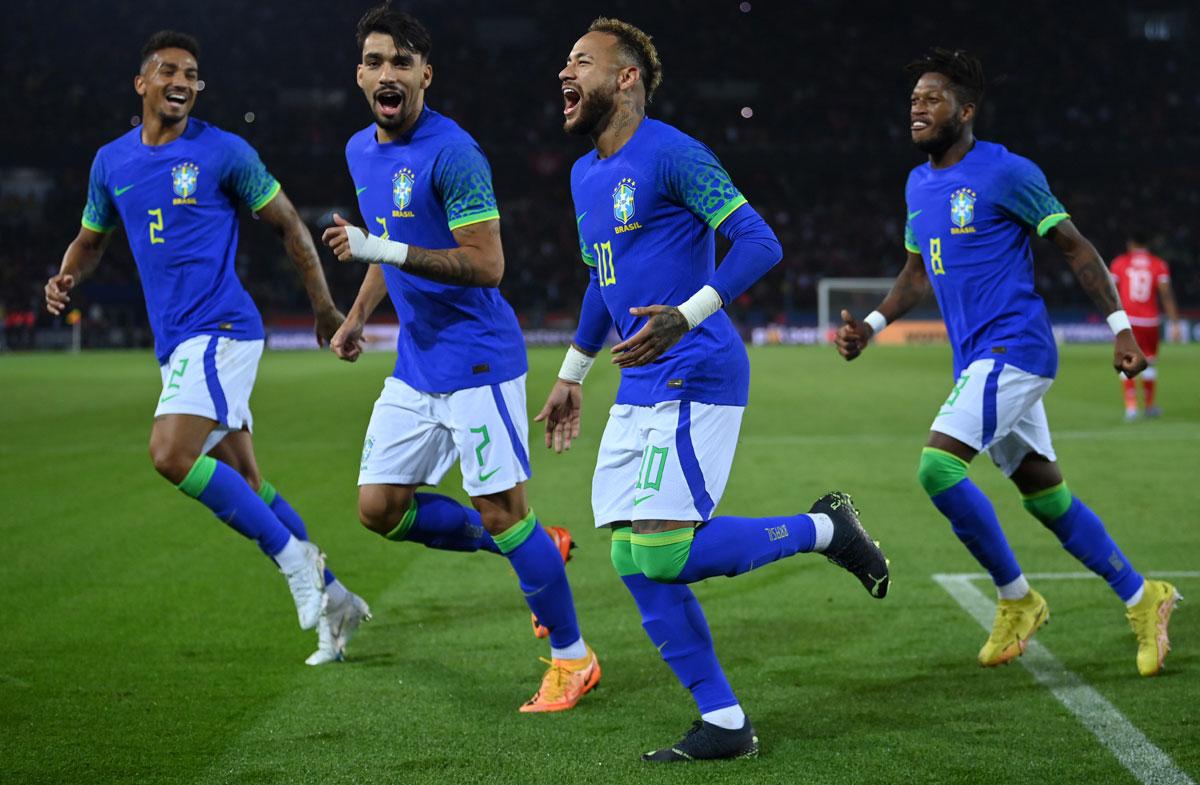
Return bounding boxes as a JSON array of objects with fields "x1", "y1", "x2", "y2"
[{"x1": 637, "y1": 446, "x2": 669, "y2": 492}]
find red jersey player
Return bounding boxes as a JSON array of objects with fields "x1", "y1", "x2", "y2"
[{"x1": 1110, "y1": 234, "x2": 1181, "y2": 420}]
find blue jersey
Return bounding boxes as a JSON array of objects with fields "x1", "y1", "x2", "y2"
[
  {"x1": 571, "y1": 119, "x2": 751, "y2": 406},
  {"x1": 82, "y1": 119, "x2": 279, "y2": 363},
  {"x1": 346, "y1": 107, "x2": 526, "y2": 393},
  {"x1": 903, "y1": 141, "x2": 1070, "y2": 379}
]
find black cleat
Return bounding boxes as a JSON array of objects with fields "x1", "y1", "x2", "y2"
[
  {"x1": 642, "y1": 720, "x2": 759, "y2": 762},
  {"x1": 810, "y1": 491, "x2": 890, "y2": 599}
]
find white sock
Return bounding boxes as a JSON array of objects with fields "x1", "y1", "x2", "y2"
[
  {"x1": 552, "y1": 637, "x2": 588, "y2": 661},
  {"x1": 810, "y1": 513, "x2": 834, "y2": 552},
  {"x1": 701, "y1": 704, "x2": 746, "y2": 730},
  {"x1": 325, "y1": 579, "x2": 347, "y2": 606},
  {"x1": 996, "y1": 574, "x2": 1031, "y2": 601},
  {"x1": 273, "y1": 536, "x2": 308, "y2": 574},
  {"x1": 1125, "y1": 582, "x2": 1146, "y2": 608}
]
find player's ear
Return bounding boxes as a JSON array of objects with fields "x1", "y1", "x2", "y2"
[
  {"x1": 421, "y1": 62, "x2": 433, "y2": 90},
  {"x1": 618, "y1": 64, "x2": 639, "y2": 94},
  {"x1": 356, "y1": 63, "x2": 365, "y2": 90},
  {"x1": 961, "y1": 101, "x2": 976, "y2": 125},
  {"x1": 134, "y1": 73, "x2": 147, "y2": 97}
]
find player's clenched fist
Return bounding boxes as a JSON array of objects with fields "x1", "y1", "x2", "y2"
[
  {"x1": 330, "y1": 317, "x2": 365, "y2": 362},
  {"x1": 1113, "y1": 331, "x2": 1148, "y2": 378},
  {"x1": 835, "y1": 309, "x2": 874, "y2": 360},
  {"x1": 45, "y1": 273, "x2": 76, "y2": 316}
]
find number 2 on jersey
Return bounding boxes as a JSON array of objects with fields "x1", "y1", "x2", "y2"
[
  {"x1": 929, "y1": 237, "x2": 944, "y2": 275},
  {"x1": 148, "y1": 208, "x2": 165, "y2": 245},
  {"x1": 594, "y1": 241, "x2": 616, "y2": 286}
]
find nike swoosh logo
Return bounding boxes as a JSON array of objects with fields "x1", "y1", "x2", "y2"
[
  {"x1": 355, "y1": 186, "x2": 368, "y2": 195},
  {"x1": 633, "y1": 494, "x2": 655, "y2": 506},
  {"x1": 158, "y1": 394, "x2": 179, "y2": 403},
  {"x1": 656, "y1": 640, "x2": 669, "y2": 653},
  {"x1": 576, "y1": 211, "x2": 587, "y2": 226},
  {"x1": 479, "y1": 467, "x2": 500, "y2": 482},
  {"x1": 907, "y1": 210, "x2": 922, "y2": 220},
  {"x1": 115, "y1": 185, "x2": 135, "y2": 196}
]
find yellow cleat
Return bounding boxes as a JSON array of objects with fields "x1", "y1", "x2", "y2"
[
  {"x1": 519, "y1": 646, "x2": 600, "y2": 713},
  {"x1": 1126, "y1": 579, "x2": 1182, "y2": 677},
  {"x1": 978, "y1": 589, "x2": 1049, "y2": 667}
]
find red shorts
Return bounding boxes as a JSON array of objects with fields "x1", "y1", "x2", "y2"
[{"x1": 1132, "y1": 324, "x2": 1160, "y2": 360}]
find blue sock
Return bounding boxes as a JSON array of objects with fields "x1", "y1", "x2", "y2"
[
  {"x1": 621, "y1": 574, "x2": 738, "y2": 714},
  {"x1": 385, "y1": 493, "x2": 499, "y2": 554},
  {"x1": 932, "y1": 479, "x2": 1023, "y2": 587},
  {"x1": 1047, "y1": 498, "x2": 1144, "y2": 601},
  {"x1": 494, "y1": 514, "x2": 581, "y2": 650},
  {"x1": 258, "y1": 480, "x2": 336, "y2": 586},
  {"x1": 677, "y1": 514, "x2": 817, "y2": 583},
  {"x1": 177, "y1": 456, "x2": 292, "y2": 557}
]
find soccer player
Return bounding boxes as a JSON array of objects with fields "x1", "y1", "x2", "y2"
[
  {"x1": 836, "y1": 49, "x2": 1181, "y2": 676},
  {"x1": 537, "y1": 19, "x2": 890, "y2": 761},
  {"x1": 320, "y1": 6, "x2": 598, "y2": 713},
  {"x1": 44, "y1": 31, "x2": 370, "y2": 665},
  {"x1": 1110, "y1": 234, "x2": 1182, "y2": 420}
]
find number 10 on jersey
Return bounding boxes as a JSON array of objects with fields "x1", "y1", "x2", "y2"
[{"x1": 594, "y1": 241, "x2": 616, "y2": 286}]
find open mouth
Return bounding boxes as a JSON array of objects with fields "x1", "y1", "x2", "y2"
[
  {"x1": 376, "y1": 89, "x2": 404, "y2": 118},
  {"x1": 562, "y1": 86, "x2": 581, "y2": 117},
  {"x1": 911, "y1": 118, "x2": 930, "y2": 132},
  {"x1": 165, "y1": 89, "x2": 189, "y2": 107}
]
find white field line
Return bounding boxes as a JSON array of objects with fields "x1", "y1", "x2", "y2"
[
  {"x1": 942, "y1": 571, "x2": 1200, "y2": 582},
  {"x1": 933, "y1": 572, "x2": 1195, "y2": 785}
]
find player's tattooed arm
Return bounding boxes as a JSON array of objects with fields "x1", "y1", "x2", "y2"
[
  {"x1": 404, "y1": 219, "x2": 504, "y2": 287},
  {"x1": 257, "y1": 190, "x2": 344, "y2": 346},
  {"x1": 46, "y1": 226, "x2": 111, "y2": 315},
  {"x1": 610, "y1": 305, "x2": 689, "y2": 368}
]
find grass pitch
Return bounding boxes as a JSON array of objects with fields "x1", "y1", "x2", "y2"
[{"x1": 1, "y1": 344, "x2": 1197, "y2": 785}]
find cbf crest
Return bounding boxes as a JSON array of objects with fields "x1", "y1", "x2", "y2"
[
  {"x1": 950, "y1": 187, "x2": 977, "y2": 230},
  {"x1": 392, "y1": 168, "x2": 415, "y2": 213},
  {"x1": 613, "y1": 178, "x2": 636, "y2": 225},
  {"x1": 171, "y1": 162, "x2": 199, "y2": 204}
]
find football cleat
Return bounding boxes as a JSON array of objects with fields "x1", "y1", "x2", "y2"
[
  {"x1": 642, "y1": 719, "x2": 759, "y2": 762},
  {"x1": 1124, "y1": 408, "x2": 1139, "y2": 423},
  {"x1": 281, "y1": 541, "x2": 327, "y2": 630},
  {"x1": 811, "y1": 492, "x2": 890, "y2": 598},
  {"x1": 306, "y1": 589, "x2": 373, "y2": 666},
  {"x1": 978, "y1": 588, "x2": 1049, "y2": 667},
  {"x1": 531, "y1": 525, "x2": 576, "y2": 639},
  {"x1": 1126, "y1": 579, "x2": 1181, "y2": 677},
  {"x1": 519, "y1": 645, "x2": 600, "y2": 713},
  {"x1": 1144, "y1": 405, "x2": 1162, "y2": 419}
]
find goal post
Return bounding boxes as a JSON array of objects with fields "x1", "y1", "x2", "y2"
[{"x1": 816, "y1": 277, "x2": 945, "y2": 344}]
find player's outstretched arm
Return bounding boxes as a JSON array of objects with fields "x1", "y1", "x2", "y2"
[
  {"x1": 1159, "y1": 278, "x2": 1182, "y2": 342},
  {"x1": 322, "y1": 214, "x2": 504, "y2": 287},
  {"x1": 45, "y1": 227, "x2": 111, "y2": 316},
  {"x1": 1048, "y1": 220, "x2": 1147, "y2": 377},
  {"x1": 257, "y1": 190, "x2": 345, "y2": 347},
  {"x1": 330, "y1": 265, "x2": 389, "y2": 363},
  {"x1": 837, "y1": 251, "x2": 927, "y2": 360}
]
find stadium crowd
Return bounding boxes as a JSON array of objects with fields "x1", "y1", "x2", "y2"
[{"x1": 3, "y1": 0, "x2": 1197, "y2": 347}]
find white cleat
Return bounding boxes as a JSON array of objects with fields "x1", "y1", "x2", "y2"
[
  {"x1": 306, "y1": 590, "x2": 372, "y2": 666},
  {"x1": 282, "y1": 541, "x2": 327, "y2": 630}
]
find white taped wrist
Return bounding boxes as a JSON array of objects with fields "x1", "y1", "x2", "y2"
[
  {"x1": 558, "y1": 346, "x2": 595, "y2": 384},
  {"x1": 346, "y1": 226, "x2": 409, "y2": 268},
  {"x1": 1106, "y1": 310, "x2": 1132, "y2": 335},
  {"x1": 864, "y1": 310, "x2": 888, "y2": 336},
  {"x1": 676, "y1": 285, "x2": 724, "y2": 329}
]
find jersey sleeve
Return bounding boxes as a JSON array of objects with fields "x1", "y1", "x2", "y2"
[
  {"x1": 81, "y1": 152, "x2": 118, "y2": 233},
  {"x1": 432, "y1": 143, "x2": 500, "y2": 231},
  {"x1": 997, "y1": 156, "x2": 1069, "y2": 236},
  {"x1": 658, "y1": 142, "x2": 747, "y2": 230},
  {"x1": 221, "y1": 134, "x2": 281, "y2": 212},
  {"x1": 904, "y1": 211, "x2": 920, "y2": 253},
  {"x1": 1155, "y1": 258, "x2": 1171, "y2": 283}
]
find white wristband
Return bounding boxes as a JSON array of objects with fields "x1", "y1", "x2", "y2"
[
  {"x1": 864, "y1": 310, "x2": 888, "y2": 336},
  {"x1": 558, "y1": 345, "x2": 595, "y2": 384},
  {"x1": 676, "y1": 285, "x2": 724, "y2": 329},
  {"x1": 346, "y1": 226, "x2": 409, "y2": 268},
  {"x1": 1106, "y1": 310, "x2": 1132, "y2": 335}
]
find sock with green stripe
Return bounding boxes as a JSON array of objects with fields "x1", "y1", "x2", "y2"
[
  {"x1": 177, "y1": 456, "x2": 292, "y2": 558},
  {"x1": 257, "y1": 480, "x2": 336, "y2": 586},
  {"x1": 1023, "y1": 483, "x2": 1144, "y2": 602},
  {"x1": 383, "y1": 493, "x2": 499, "y2": 554},
  {"x1": 494, "y1": 512, "x2": 581, "y2": 652},
  {"x1": 918, "y1": 447, "x2": 1023, "y2": 589}
]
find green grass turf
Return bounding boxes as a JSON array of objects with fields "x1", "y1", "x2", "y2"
[{"x1": 1, "y1": 344, "x2": 1197, "y2": 785}]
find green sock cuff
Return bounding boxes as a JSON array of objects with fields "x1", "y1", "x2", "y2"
[
  {"x1": 918, "y1": 447, "x2": 970, "y2": 497},
  {"x1": 257, "y1": 479, "x2": 277, "y2": 506},
  {"x1": 384, "y1": 498, "x2": 420, "y2": 542},
  {"x1": 1022, "y1": 482, "x2": 1072, "y2": 523},
  {"x1": 493, "y1": 509, "x2": 537, "y2": 554},
  {"x1": 177, "y1": 455, "x2": 217, "y2": 498},
  {"x1": 630, "y1": 528, "x2": 695, "y2": 582},
  {"x1": 609, "y1": 527, "x2": 639, "y2": 577}
]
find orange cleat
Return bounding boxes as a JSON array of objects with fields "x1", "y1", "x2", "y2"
[
  {"x1": 531, "y1": 525, "x2": 576, "y2": 639},
  {"x1": 519, "y1": 646, "x2": 600, "y2": 713}
]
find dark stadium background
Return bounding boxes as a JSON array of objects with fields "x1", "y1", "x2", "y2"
[{"x1": 2, "y1": 0, "x2": 1196, "y2": 349}]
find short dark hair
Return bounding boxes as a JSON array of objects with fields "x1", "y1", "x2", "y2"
[
  {"x1": 1129, "y1": 231, "x2": 1150, "y2": 246},
  {"x1": 589, "y1": 17, "x2": 663, "y2": 103},
  {"x1": 356, "y1": 4, "x2": 432, "y2": 60},
  {"x1": 906, "y1": 47, "x2": 986, "y2": 108},
  {"x1": 141, "y1": 30, "x2": 200, "y2": 68}
]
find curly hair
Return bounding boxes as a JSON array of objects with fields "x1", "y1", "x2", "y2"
[
  {"x1": 905, "y1": 47, "x2": 986, "y2": 107},
  {"x1": 588, "y1": 17, "x2": 663, "y2": 103}
]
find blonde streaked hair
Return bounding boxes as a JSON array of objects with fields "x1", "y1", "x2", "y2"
[{"x1": 588, "y1": 17, "x2": 663, "y2": 103}]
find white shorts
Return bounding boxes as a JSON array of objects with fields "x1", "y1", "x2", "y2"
[
  {"x1": 358, "y1": 375, "x2": 531, "y2": 497},
  {"x1": 931, "y1": 358, "x2": 1057, "y2": 476},
  {"x1": 592, "y1": 400, "x2": 743, "y2": 527},
  {"x1": 155, "y1": 335, "x2": 263, "y2": 455}
]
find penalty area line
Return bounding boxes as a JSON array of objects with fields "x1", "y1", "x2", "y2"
[{"x1": 932, "y1": 573, "x2": 1195, "y2": 785}]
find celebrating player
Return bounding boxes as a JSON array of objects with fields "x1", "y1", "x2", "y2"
[
  {"x1": 45, "y1": 31, "x2": 370, "y2": 665},
  {"x1": 321, "y1": 6, "x2": 598, "y2": 713},
  {"x1": 537, "y1": 19, "x2": 890, "y2": 761},
  {"x1": 1110, "y1": 234, "x2": 1182, "y2": 420},
  {"x1": 836, "y1": 49, "x2": 1180, "y2": 676}
]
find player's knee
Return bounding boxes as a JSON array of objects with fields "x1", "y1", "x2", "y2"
[
  {"x1": 917, "y1": 447, "x2": 967, "y2": 497},
  {"x1": 148, "y1": 442, "x2": 200, "y2": 485},
  {"x1": 478, "y1": 506, "x2": 521, "y2": 536},
  {"x1": 358, "y1": 487, "x2": 411, "y2": 536},
  {"x1": 609, "y1": 527, "x2": 639, "y2": 577},
  {"x1": 1021, "y1": 482, "x2": 1073, "y2": 526}
]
